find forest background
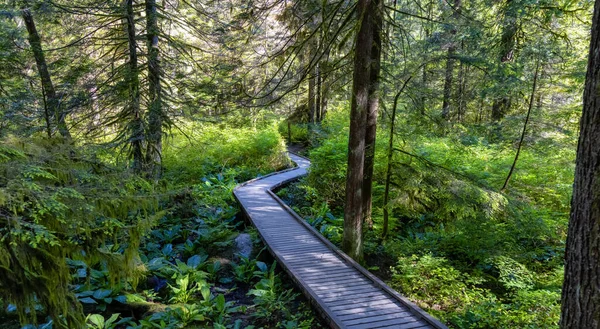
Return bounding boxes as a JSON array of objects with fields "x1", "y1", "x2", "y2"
[{"x1": 0, "y1": 0, "x2": 593, "y2": 328}]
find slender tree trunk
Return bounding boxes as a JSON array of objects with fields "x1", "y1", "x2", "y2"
[
  {"x1": 315, "y1": 64, "x2": 322, "y2": 122},
  {"x1": 125, "y1": 0, "x2": 144, "y2": 172},
  {"x1": 420, "y1": 0, "x2": 433, "y2": 115},
  {"x1": 320, "y1": 57, "x2": 329, "y2": 120},
  {"x1": 492, "y1": 0, "x2": 517, "y2": 121},
  {"x1": 343, "y1": 0, "x2": 374, "y2": 262},
  {"x1": 145, "y1": 0, "x2": 163, "y2": 178},
  {"x1": 501, "y1": 62, "x2": 539, "y2": 191},
  {"x1": 40, "y1": 84, "x2": 51, "y2": 138},
  {"x1": 22, "y1": 9, "x2": 71, "y2": 139},
  {"x1": 560, "y1": 1, "x2": 600, "y2": 326},
  {"x1": 421, "y1": 62, "x2": 427, "y2": 116},
  {"x1": 308, "y1": 65, "x2": 316, "y2": 123},
  {"x1": 362, "y1": 0, "x2": 382, "y2": 230},
  {"x1": 441, "y1": 47, "x2": 455, "y2": 120},
  {"x1": 492, "y1": 97, "x2": 511, "y2": 121},
  {"x1": 441, "y1": 0, "x2": 460, "y2": 120},
  {"x1": 383, "y1": 77, "x2": 412, "y2": 238},
  {"x1": 457, "y1": 43, "x2": 466, "y2": 122}
]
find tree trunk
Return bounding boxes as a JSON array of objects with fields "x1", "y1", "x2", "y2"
[
  {"x1": 457, "y1": 43, "x2": 466, "y2": 122},
  {"x1": 320, "y1": 57, "x2": 329, "y2": 120},
  {"x1": 315, "y1": 64, "x2": 322, "y2": 122},
  {"x1": 492, "y1": 0, "x2": 518, "y2": 121},
  {"x1": 125, "y1": 0, "x2": 144, "y2": 172},
  {"x1": 383, "y1": 77, "x2": 412, "y2": 238},
  {"x1": 501, "y1": 62, "x2": 539, "y2": 191},
  {"x1": 421, "y1": 61, "x2": 427, "y2": 116},
  {"x1": 22, "y1": 9, "x2": 71, "y2": 139},
  {"x1": 343, "y1": 0, "x2": 374, "y2": 262},
  {"x1": 441, "y1": 0, "x2": 460, "y2": 120},
  {"x1": 362, "y1": 0, "x2": 382, "y2": 230},
  {"x1": 145, "y1": 0, "x2": 163, "y2": 178},
  {"x1": 420, "y1": 0, "x2": 433, "y2": 116},
  {"x1": 308, "y1": 65, "x2": 316, "y2": 123},
  {"x1": 492, "y1": 97, "x2": 511, "y2": 121},
  {"x1": 441, "y1": 47, "x2": 455, "y2": 120},
  {"x1": 560, "y1": 0, "x2": 600, "y2": 327}
]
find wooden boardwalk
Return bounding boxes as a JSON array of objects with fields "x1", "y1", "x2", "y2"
[{"x1": 234, "y1": 153, "x2": 447, "y2": 329}]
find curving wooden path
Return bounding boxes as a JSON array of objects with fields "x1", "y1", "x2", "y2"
[{"x1": 234, "y1": 153, "x2": 447, "y2": 329}]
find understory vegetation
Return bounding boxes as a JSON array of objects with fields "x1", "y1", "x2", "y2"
[
  {"x1": 1, "y1": 0, "x2": 595, "y2": 326},
  {"x1": 278, "y1": 104, "x2": 574, "y2": 328},
  {"x1": 0, "y1": 125, "x2": 323, "y2": 329}
]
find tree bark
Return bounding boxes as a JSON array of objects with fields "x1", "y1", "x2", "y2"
[
  {"x1": 457, "y1": 42, "x2": 466, "y2": 122},
  {"x1": 492, "y1": 0, "x2": 518, "y2": 121},
  {"x1": 145, "y1": 0, "x2": 163, "y2": 178},
  {"x1": 362, "y1": 0, "x2": 382, "y2": 230},
  {"x1": 308, "y1": 65, "x2": 316, "y2": 123},
  {"x1": 441, "y1": 0, "x2": 460, "y2": 120},
  {"x1": 125, "y1": 0, "x2": 144, "y2": 172},
  {"x1": 315, "y1": 64, "x2": 322, "y2": 122},
  {"x1": 320, "y1": 57, "x2": 329, "y2": 120},
  {"x1": 560, "y1": 0, "x2": 600, "y2": 326},
  {"x1": 441, "y1": 47, "x2": 455, "y2": 120},
  {"x1": 22, "y1": 8, "x2": 71, "y2": 139},
  {"x1": 343, "y1": 0, "x2": 374, "y2": 262}
]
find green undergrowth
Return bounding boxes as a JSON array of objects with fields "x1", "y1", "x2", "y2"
[
  {"x1": 277, "y1": 106, "x2": 572, "y2": 328},
  {"x1": 1, "y1": 123, "x2": 323, "y2": 329}
]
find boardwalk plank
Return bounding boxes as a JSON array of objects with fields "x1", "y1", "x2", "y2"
[
  {"x1": 327, "y1": 295, "x2": 392, "y2": 307},
  {"x1": 329, "y1": 299, "x2": 395, "y2": 311},
  {"x1": 337, "y1": 308, "x2": 411, "y2": 321},
  {"x1": 344, "y1": 312, "x2": 418, "y2": 326},
  {"x1": 234, "y1": 153, "x2": 446, "y2": 329},
  {"x1": 334, "y1": 302, "x2": 404, "y2": 316}
]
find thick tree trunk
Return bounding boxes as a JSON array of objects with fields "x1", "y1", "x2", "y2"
[
  {"x1": 343, "y1": 0, "x2": 374, "y2": 262},
  {"x1": 362, "y1": 0, "x2": 382, "y2": 230},
  {"x1": 560, "y1": 1, "x2": 600, "y2": 327},
  {"x1": 125, "y1": 0, "x2": 144, "y2": 172},
  {"x1": 22, "y1": 9, "x2": 71, "y2": 139},
  {"x1": 145, "y1": 0, "x2": 163, "y2": 178}
]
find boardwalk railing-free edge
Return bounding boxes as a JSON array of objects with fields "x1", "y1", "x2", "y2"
[{"x1": 233, "y1": 152, "x2": 448, "y2": 329}]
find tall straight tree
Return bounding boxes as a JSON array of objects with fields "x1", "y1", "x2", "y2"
[
  {"x1": 125, "y1": 0, "x2": 144, "y2": 172},
  {"x1": 145, "y1": 0, "x2": 163, "y2": 177},
  {"x1": 441, "y1": 0, "x2": 460, "y2": 120},
  {"x1": 560, "y1": 0, "x2": 600, "y2": 326},
  {"x1": 491, "y1": 0, "x2": 518, "y2": 121},
  {"x1": 362, "y1": 0, "x2": 382, "y2": 229},
  {"x1": 343, "y1": 0, "x2": 375, "y2": 262},
  {"x1": 22, "y1": 8, "x2": 71, "y2": 139}
]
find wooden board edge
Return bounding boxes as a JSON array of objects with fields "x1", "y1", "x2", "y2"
[{"x1": 266, "y1": 188, "x2": 449, "y2": 329}]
